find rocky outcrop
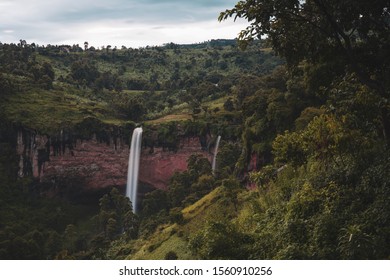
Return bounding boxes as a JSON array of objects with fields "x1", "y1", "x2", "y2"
[
  {"x1": 41, "y1": 138, "x2": 129, "y2": 189},
  {"x1": 16, "y1": 129, "x2": 211, "y2": 191},
  {"x1": 140, "y1": 137, "x2": 211, "y2": 190}
]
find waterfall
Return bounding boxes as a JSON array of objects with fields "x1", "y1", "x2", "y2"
[
  {"x1": 126, "y1": 127, "x2": 143, "y2": 213},
  {"x1": 212, "y1": 135, "x2": 221, "y2": 174}
]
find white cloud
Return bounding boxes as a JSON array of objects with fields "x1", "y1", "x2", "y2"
[{"x1": 0, "y1": 0, "x2": 247, "y2": 47}]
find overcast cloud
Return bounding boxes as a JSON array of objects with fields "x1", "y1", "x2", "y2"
[{"x1": 0, "y1": 0, "x2": 247, "y2": 48}]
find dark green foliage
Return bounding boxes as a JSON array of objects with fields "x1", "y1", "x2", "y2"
[
  {"x1": 168, "y1": 154, "x2": 213, "y2": 208},
  {"x1": 0, "y1": 40, "x2": 282, "y2": 131},
  {"x1": 1, "y1": 11, "x2": 389, "y2": 260},
  {"x1": 189, "y1": 220, "x2": 253, "y2": 259},
  {"x1": 169, "y1": 207, "x2": 184, "y2": 224},
  {"x1": 113, "y1": 94, "x2": 147, "y2": 121},
  {"x1": 221, "y1": 177, "x2": 241, "y2": 212},
  {"x1": 141, "y1": 189, "x2": 169, "y2": 217},
  {"x1": 157, "y1": 122, "x2": 179, "y2": 151},
  {"x1": 136, "y1": 153, "x2": 216, "y2": 240},
  {"x1": 220, "y1": 0, "x2": 390, "y2": 144},
  {"x1": 96, "y1": 188, "x2": 139, "y2": 240},
  {"x1": 0, "y1": 73, "x2": 15, "y2": 96},
  {"x1": 70, "y1": 60, "x2": 99, "y2": 86},
  {"x1": 223, "y1": 98, "x2": 235, "y2": 112},
  {"x1": 138, "y1": 210, "x2": 169, "y2": 238},
  {"x1": 164, "y1": 251, "x2": 178, "y2": 260}
]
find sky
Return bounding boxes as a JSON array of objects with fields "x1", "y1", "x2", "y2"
[{"x1": 0, "y1": 0, "x2": 249, "y2": 48}]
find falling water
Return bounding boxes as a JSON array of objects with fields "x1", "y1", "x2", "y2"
[
  {"x1": 212, "y1": 135, "x2": 221, "y2": 174},
  {"x1": 126, "y1": 127, "x2": 143, "y2": 213}
]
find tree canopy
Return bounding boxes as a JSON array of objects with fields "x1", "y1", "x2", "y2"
[{"x1": 220, "y1": 0, "x2": 390, "y2": 143}]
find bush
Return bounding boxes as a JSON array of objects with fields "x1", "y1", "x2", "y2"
[{"x1": 164, "y1": 251, "x2": 178, "y2": 260}]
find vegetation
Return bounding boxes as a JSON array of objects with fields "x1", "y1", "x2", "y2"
[{"x1": 0, "y1": 0, "x2": 389, "y2": 259}]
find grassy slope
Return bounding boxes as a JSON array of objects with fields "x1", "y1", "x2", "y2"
[
  {"x1": 2, "y1": 43, "x2": 281, "y2": 134},
  {"x1": 0, "y1": 43, "x2": 279, "y2": 258},
  {"x1": 2, "y1": 85, "x2": 117, "y2": 134},
  {"x1": 127, "y1": 187, "x2": 237, "y2": 260}
]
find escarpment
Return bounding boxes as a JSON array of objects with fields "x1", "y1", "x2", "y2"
[{"x1": 16, "y1": 126, "x2": 212, "y2": 192}]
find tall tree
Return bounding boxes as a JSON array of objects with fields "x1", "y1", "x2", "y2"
[{"x1": 219, "y1": 0, "x2": 390, "y2": 144}]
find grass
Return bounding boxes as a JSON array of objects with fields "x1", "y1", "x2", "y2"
[
  {"x1": 128, "y1": 223, "x2": 196, "y2": 260},
  {"x1": 204, "y1": 96, "x2": 229, "y2": 110},
  {"x1": 182, "y1": 187, "x2": 223, "y2": 220},
  {"x1": 2, "y1": 86, "x2": 120, "y2": 134},
  {"x1": 144, "y1": 96, "x2": 231, "y2": 125},
  {"x1": 124, "y1": 187, "x2": 233, "y2": 260},
  {"x1": 180, "y1": 187, "x2": 236, "y2": 236},
  {"x1": 129, "y1": 227, "x2": 195, "y2": 260},
  {"x1": 145, "y1": 114, "x2": 192, "y2": 125},
  {"x1": 121, "y1": 90, "x2": 146, "y2": 95}
]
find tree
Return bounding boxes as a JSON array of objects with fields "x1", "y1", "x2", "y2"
[
  {"x1": 0, "y1": 74, "x2": 14, "y2": 96},
  {"x1": 187, "y1": 154, "x2": 212, "y2": 179},
  {"x1": 164, "y1": 251, "x2": 178, "y2": 260},
  {"x1": 219, "y1": 0, "x2": 390, "y2": 144},
  {"x1": 96, "y1": 188, "x2": 138, "y2": 240},
  {"x1": 19, "y1": 39, "x2": 27, "y2": 48},
  {"x1": 222, "y1": 176, "x2": 241, "y2": 212},
  {"x1": 70, "y1": 60, "x2": 99, "y2": 86},
  {"x1": 167, "y1": 155, "x2": 213, "y2": 208},
  {"x1": 189, "y1": 220, "x2": 252, "y2": 259},
  {"x1": 114, "y1": 95, "x2": 147, "y2": 121},
  {"x1": 63, "y1": 224, "x2": 78, "y2": 253},
  {"x1": 186, "y1": 174, "x2": 215, "y2": 204},
  {"x1": 141, "y1": 189, "x2": 169, "y2": 217},
  {"x1": 223, "y1": 98, "x2": 235, "y2": 112}
]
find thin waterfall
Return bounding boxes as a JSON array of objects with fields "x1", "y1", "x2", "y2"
[
  {"x1": 126, "y1": 127, "x2": 143, "y2": 213},
  {"x1": 212, "y1": 135, "x2": 221, "y2": 174}
]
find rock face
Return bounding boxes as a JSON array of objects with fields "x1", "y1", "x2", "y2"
[
  {"x1": 42, "y1": 138, "x2": 129, "y2": 189},
  {"x1": 16, "y1": 129, "x2": 211, "y2": 191},
  {"x1": 139, "y1": 137, "x2": 211, "y2": 190}
]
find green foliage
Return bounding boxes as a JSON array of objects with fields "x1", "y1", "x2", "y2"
[
  {"x1": 0, "y1": 73, "x2": 15, "y2": 96},
  {"x1": 248, "y1": 165, "x2": 276, "y2": 189},
  {"x1": 96, "y1": 188, "x2": 139, "y2": 241},
  {"x1": 0, "y1": 41, "x2": 282, "y2": 135},
  {"x1": 294, "y1": 107, "x2": 324, "y2": 131},
  {"x1": 141, "y1": 189, "x2": 169, "y2": 218},
  {"x1": 120, "y1": 1, "x2": 390, "y2": 259},
  {"x1": 157, "y1": 122, "x2": 180, "y2": 151},
  {"x1": 220, "y1": 0, "x2": 389, "y2": 72},
  {"x1": 112, "y1": 94, "x2": 147, "y2": 121},
  {"x1": 70, "y1": 59, "x2": 100, "y2": 86},
  {"x1": 1, "y1": 13, "x2": 389, "y2": 260},
  {"x1": 168, "y1": 154, "x2": 213, "y2": 208},
  {"x1": 273, "y1": 131, "x2": 307, "y2": 166},
  {"x1": 164, "y1": 251, "x2": 178, "y2": 260},
  {"x1": 223, "y1": 97, "x2": 235, "y2": 112},
  {"x1": 189, "y1": 220, "x2": 253, "y2": 259},
  {"x1": 215, "y1": 141, "x2": 241, "y2": 177},
  {"x1": 220, "y1": 0, "x2": 390, "y2": 143},
  {"x1": 221, "y1": 177, "x2": 241, "y2": 212}
]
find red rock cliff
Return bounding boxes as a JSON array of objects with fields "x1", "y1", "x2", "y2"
[
  {"x1": 139, "y1": 137, "x2": 211, "y2": 190},
  {"x1": 16, "y1": 130, "x2": 211, "y2": 190}
]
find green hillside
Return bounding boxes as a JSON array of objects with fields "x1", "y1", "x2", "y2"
[
  {"x1": 1, "y1": 40, "x2": 280, "y2": 134},
  {"x1": 1, "y1": 0, "x2": 389, "y2": 260}
]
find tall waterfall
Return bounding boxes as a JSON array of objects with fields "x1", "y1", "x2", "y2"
[
  {"x1": 126, "y1": 127, "x2": 143, "y2": 213},
  {"x1": 212, "y1": 135, "x2": 221, "y2": 174}
]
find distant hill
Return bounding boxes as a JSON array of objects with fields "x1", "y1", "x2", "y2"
[
  {"x1": 0, "y1": 39, "x2": 283, "y2": 134},
  {"x1": 164, "y1": 39, "x2": 237, "y2": 49}
]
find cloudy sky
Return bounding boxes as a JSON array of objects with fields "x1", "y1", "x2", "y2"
[{"x1": 0, "y1": 0, "x2": 248, "y2": 48}]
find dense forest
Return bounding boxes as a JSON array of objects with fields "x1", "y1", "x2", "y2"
[{"x1": 1, "y1": 0, "x2": 389, "y2": 260}]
